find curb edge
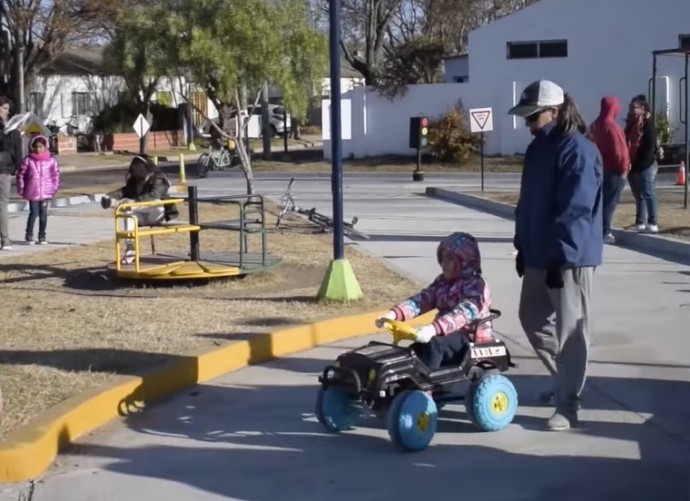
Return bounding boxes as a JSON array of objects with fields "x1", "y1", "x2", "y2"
[
  {"x1": 425, "y1": 187, "x2": 690, "y2": 265},
  {"x1": 0, "y1": 308, "x2": 434, "y2": 483}
]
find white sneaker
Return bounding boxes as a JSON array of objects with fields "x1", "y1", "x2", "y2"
[
  {"x1": 644, "y1": 224, "x2": 659, "y2": 234},
  {"x1": 604, "y1": 233, "x2": 616, "y2": 244},
  {"x1": 121, "y1": 245, "x2": 135, "y2": 265},
  {"x1": 626, "y1": 224, "x2": 646, "y2": 232}
]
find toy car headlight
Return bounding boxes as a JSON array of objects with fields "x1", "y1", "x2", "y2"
[{"x1": 367, "y1": 368, "x2": 376, "y2": 384}]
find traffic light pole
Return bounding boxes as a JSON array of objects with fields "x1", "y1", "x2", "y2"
[{"x1": 414, "y1": 146, "x2": 423, "y2": 181}]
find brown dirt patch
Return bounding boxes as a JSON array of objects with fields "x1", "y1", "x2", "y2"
[
  {"x1": 0, "y1": 202, "x2": 420, "y2": 439},
  {"x1": 468, "y1": 189, "x2": 690, "y2": 241}
]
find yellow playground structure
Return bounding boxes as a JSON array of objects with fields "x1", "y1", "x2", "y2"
[{"x1": 107, "y1": 185, "x2": 281, "y2": 281}]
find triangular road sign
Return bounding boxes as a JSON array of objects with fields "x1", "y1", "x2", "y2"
[{"x1": 471, "y1": 110, "x2": 490, "y2": 130}]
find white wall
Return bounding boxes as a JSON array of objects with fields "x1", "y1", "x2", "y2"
[
  {"x1": 323, "y1": 83, "x2": 481, "y2": 159},
  {"x1": 323, "y1": 0, "x2": 690, "y2": 158},
  {"x1": 469, "y1": 0, "x2": 690, "y2": 155},
  {"x1": 443, "y1": 56, "x2": 469, "y2": 83}
]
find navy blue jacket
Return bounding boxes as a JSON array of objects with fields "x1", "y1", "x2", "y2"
[{"x1": 514, "y1": 122, "x2": 603, "y2": 270}]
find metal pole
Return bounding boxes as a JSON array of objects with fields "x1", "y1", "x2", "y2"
[
  {"x1": 188, "y1": 185, "x2": 200, "y2": 260},
  {"x1": 328, "y1": 0, "x2": 344, "y2": 260},
  {"x1": 16, "y1": 37, "x2": 24, "y2": 113},
  {"x1": 480, "y1": 132, "x2": 485, "y2": 192},
  {"x1": 651, "y1": 54, "x2": 657, "y2": 119},
  {"x1": 683, "y1": 52, "x2": 690, "y2": 209}
]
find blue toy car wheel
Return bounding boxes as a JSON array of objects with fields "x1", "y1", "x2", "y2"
[
  {"x1": 316, "y1": 387, "x2": 359, "y2": 432},
  {"x1": 466, "y1": 374, "x2": 518, "y2": 432},
  {"x1": 387, "y1": 390, "x2": 438, "y2": 451}
]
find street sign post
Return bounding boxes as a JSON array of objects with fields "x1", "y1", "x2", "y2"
[
  {"x1": 469, "y1": 107, "x2": 494, "y2": 192},
  {"x1": 133, "y1": 114, "x2": 151, "y2": 154}
]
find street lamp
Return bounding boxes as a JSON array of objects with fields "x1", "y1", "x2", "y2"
[{"x1": 316, "y1": 0, "x2": 362, "y2": 302}]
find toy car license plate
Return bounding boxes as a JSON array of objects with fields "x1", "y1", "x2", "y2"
[{"x1": 470, "y1": 345, "x2": 507, "y2": 358}]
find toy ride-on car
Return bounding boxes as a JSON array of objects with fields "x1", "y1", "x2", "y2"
[{"x1": 315, "y1": 309, "x2": 518, "y2": 452}]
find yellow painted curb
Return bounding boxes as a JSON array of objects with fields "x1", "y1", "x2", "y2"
[{"x1": 0, "y1": 308, "x2": 436, "y2": 483}]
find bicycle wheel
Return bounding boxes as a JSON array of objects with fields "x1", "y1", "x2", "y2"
[{"x1": 196, "y1": 153, "x2": 211, "y2": 178}]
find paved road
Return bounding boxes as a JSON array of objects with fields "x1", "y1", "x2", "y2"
[
  {"x1": 53, "y1": 154, "x2": 680, "y2": 196},
  {"x1": 2, "y1": 173, "x2": 690, "y2": 499}
]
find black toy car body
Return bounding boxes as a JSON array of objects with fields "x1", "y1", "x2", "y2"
[{"x1": 315, "y1": 309, "x2": 518, "y2": 451}]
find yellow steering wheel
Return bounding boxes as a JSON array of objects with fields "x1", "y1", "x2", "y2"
[{"x1": 380, "y1": 318, "x2": 417, "y2": 346}]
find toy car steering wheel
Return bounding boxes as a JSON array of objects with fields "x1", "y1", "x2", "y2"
[{"x1": 380, "y1": 318, "x2": 417, "y2": 345}]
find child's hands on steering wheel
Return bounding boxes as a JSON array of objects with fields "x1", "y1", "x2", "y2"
[{"x1": 375, "y1": 311, "x2": 396, "y2": 328}]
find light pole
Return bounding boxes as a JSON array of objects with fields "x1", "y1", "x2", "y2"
[{"x1": 317, "y1": 0, "x2": 362, "y2": 302}]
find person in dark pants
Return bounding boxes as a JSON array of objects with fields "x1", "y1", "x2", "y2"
[
  {"x1": 0, "y1": 96, "x2": 24, "y2": 250},
  {"x1": 625, "y1": 95, "x2": 659, "y2": 233},
  {"x1": 16, "y1": 135, "x2": 60, "y2": 244},
  {"x1": 375, "y1": 232, "x2": 495, "y2": 371},
  {"x1": 509, "y1": 80, "x2": 603, "y2": 431},
  {"x1": 588, "y1": 96, "x2": 630, "y2": 244}
]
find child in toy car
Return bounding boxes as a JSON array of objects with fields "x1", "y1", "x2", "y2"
[{"x1": 376, "y1": 231, "x2": 494, "y2": 370}]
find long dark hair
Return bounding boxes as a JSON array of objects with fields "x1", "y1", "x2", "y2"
[
  {"x1": 125, "y1": 155, "x2": 158, "y2": 196},
  {"x1": 556, "y1": 93, "x2": 587, "y2": 135}
]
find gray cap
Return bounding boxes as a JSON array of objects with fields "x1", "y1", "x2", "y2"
[{"x1": 508, "y1": 80, "x2": 565, "y2": 117}]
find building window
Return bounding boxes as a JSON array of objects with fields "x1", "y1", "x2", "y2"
[
  {"x1": 680, "y1": 35, "x2": 690, "y2": 50},
  {"x1": 507, "y1": 40, "x2": 568, "y2": 59},
  {"x1": 28, "y1": 92, "x2": 45, "y2": 116},
  {"x1": 72, "y1": 92, "x2": 97, "y2": 116}
]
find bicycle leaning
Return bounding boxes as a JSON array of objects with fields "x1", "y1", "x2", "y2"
[
  {"x1": 195, "y1": 139, "x2": 241, "y2": 178},
  {"x1": 275, "y1": 177, "x2": 368, "y2": 240}
]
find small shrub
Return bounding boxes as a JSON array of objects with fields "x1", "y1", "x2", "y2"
[{"x1": 427, "y1": 104, "x2": 483, "y2": 165}]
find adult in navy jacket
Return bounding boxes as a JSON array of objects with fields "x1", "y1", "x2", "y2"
[{"x1": 509, "y1": 80, "x2": 603, "y2": 432}]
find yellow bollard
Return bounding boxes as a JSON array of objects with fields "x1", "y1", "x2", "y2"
[
  {"x1": 188, "y1": 141, "x2": 197, "y2": 152},
  {"x1": 179, "y1": 153, "x2": 187, "y2": 184}
]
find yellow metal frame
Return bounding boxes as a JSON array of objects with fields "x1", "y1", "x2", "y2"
[{"x1": 114, "y1": 198, "x2": 199, "y2": 274}]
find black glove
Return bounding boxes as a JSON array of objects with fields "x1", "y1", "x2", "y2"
[
  {"x1": 546, "y1": 266, "x2": 564, "y2": 289},
  {"x1": 515, "y1": 250, "x2": 525, "y2": 278},
  {"x1": 100, "y1": 196, "x2": 112, "y2": 209}
]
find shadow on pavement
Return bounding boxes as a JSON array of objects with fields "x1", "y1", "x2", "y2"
[{"x1": 56, "y1": 350, "x2": 690, "y2": 501}]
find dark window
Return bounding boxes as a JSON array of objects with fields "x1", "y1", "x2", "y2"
[
  {"x1": 507, "y1": 42, "x2": 538, "y2": 59},
  {"x1": 539, "y1": 40, "x2": 568, "y2": 58},
  {"x1": 507, "y1": 40, "x2": 568, "y2": 59},
  {"x1": 72, "y1": 92, "x2": 97, "y2": 116},
  {"x1": 28, "y1": 92, "x2": 45, "y2": 116},
  {"x1": 680, "y1": 35, "x2": 690, "y2": 50}
]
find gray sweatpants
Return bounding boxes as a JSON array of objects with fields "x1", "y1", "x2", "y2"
[
  {"x1": 518, "y1": 267, "x2": 594, "y2": 414},
  {"x1": 0, "y1": 173, "x2": 11, "y2": 245}
]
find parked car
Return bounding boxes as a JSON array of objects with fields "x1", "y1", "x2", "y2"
[{"x1": 201, "y1": 104, "x2": 291, "y2": 138}]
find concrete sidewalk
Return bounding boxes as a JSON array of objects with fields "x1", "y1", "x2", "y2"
[{"x1": 1, "y1": 174, "x2": 690, "y2": 500}]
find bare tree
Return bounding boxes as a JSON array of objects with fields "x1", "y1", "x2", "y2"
[{"x1": 0, "y1": 0, "x2": 105, "y2": 109}]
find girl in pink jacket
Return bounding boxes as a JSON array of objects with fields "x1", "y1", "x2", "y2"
[{"x1": 16, "y1": 135, "x2": 60, "y2": 244}]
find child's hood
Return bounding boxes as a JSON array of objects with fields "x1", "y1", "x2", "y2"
[
  {"x1": 28, "y1": 135, "x2": 51, "y2": 161},
  {"x1": 436, "y1": 232, "x2": 482, "y2": 278}
]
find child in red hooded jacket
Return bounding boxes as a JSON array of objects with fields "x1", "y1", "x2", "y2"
[
  {"x1": 16, "y1": 135, "x2": 60, "y2": 245},
  {"x1": 375, "y1": 232, "x2": 493, "y2": 370}
]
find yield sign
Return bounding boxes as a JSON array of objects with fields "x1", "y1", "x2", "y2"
[
  {"x1": 132, "y1": 114, "x2": 151, "y2": 138},
  {"x1": 469, "y1": 107, "x2": 494, "y2": 133}
]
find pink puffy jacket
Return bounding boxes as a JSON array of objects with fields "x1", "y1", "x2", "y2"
[{"x1": 16, "y1": 151, "x2": 60, "y2": 202}]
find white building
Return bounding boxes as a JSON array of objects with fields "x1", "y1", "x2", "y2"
[
  {"x1": 29, "y1": 48, "x2": 359, "y2": 137},
  {"x1": 324, "y1": 0, "x2": 690, "y2": 158},
  {"x1": 442, "y1": 55, "x2": 469, "y2": 83},
  {"x1": 468, "y1": 0, "x2": 690, "y2": 155}
]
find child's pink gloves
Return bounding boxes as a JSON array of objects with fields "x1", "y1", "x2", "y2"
[
  {"x1": 375, "y1": 311, "x2": 396, "y2": 328},
  {"x1": 414, "y1": 325, "x2": 437, "y2": 343}
]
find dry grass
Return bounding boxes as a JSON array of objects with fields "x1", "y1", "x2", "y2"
[
  {"x1": 0, "y1": 203, "x2": 420, "y2": 439},
  {"x1": 468, "y1": 189, "x2": 690, "y2": 241},
  {"x1": 251, "y1": 154, "x2": 523, "y2": 173}
]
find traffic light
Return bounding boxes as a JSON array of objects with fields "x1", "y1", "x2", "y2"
[{"x1": 409, "y1": 116, "x2": 430, "y2": 149}]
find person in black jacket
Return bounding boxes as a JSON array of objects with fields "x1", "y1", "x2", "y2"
[
  {"x1": 624, "y1": 95, "x2": 659, "y2": 233},
  {"x1": 101, "y1": 155, "x2": 178, "y2": 264},
  {"x1": 0, "y1": 96, "x2": 24, "y2": 250}
]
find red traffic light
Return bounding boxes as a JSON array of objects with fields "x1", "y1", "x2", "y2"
[{"x1": 421, "y1": 117, "x2": 429, "y2": 127}]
